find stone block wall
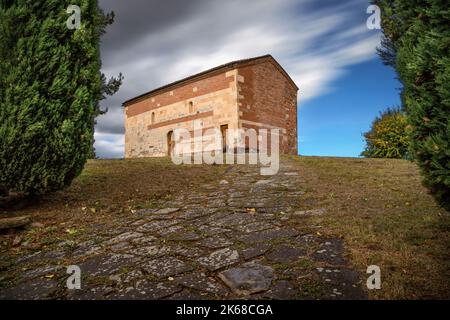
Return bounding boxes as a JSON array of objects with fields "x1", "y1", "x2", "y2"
[
  {"x1": 237, "y1": 60, "x2": 298, "y2": 154},
  {"x1": 125, "y1": 70, "x2": 239, "y2": 157}
]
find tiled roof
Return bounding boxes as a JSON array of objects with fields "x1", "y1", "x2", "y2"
[{"x1": 122, "y1": 54, "x2": 298, "y2": 106}]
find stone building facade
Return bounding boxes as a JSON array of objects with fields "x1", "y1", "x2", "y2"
[{"x1": 123, "y1": 55, "x2": 298, "y2": 158}]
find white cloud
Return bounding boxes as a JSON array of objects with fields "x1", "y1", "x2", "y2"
[{"x1": 94, "y1": 132, "x2": 124, "y2": 159}]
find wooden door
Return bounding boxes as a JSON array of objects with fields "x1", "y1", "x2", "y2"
[
  {"x1": 167, "y1": 131, "x2": 174, "y2": 156},
  {"x1": 220, "y1": 124, "x2": 228, "y2": 152}
]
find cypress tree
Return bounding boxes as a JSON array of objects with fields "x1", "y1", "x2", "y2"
[
  {"x1": 375, "y1": 0, "x2": 450, "y2": 210},
  {"x1": 0, "y1": 0, "x2": 122, "y2": 197}
]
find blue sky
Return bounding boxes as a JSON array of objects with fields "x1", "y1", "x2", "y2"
[
  {"x1": 96, "y1": 0, "x2": 402, "y2": 158},
  {"x1": 299, "y1": 58, "x2": 402, "y2": 157}
]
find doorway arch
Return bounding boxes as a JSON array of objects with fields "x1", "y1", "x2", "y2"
[{"x1": 167, "y1": 130, "x2": 174, "y2": 156}]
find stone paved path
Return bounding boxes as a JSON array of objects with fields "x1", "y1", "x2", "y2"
[{"x1": 0, "y1": 159, "x2": 367, "y2": 299}]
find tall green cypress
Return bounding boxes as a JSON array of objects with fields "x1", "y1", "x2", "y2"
[
  {"x1": 0, "y1": 0, "x2": 122, "y2": 196},
  {"x1": 375, "y1": 0, "x2": 450, "y2": 210}
]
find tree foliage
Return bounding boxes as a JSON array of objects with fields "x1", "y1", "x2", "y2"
[
  {"x1": 0, "y1": 0, "x2": 122, "y2": 196},
  {"x1": 374, "y1": 0, "x2": 450, "y2": 210},
  {"x1": 361, "y1": 108, "x2": 410, "y2": 159}
]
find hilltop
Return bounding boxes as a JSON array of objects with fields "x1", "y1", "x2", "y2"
[{"x1": 0, "y1": 156, "x2": 448, "y2": 299}]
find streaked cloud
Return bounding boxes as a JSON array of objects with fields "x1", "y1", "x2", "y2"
[
  {"x1": 94, "y1": 132, "x2": 124, "y2": 159},
  {"x1": 95, "y1": 0, "x2": 380, "y2": 158}
]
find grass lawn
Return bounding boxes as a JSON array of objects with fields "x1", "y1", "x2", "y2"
[
  {"x1": 288, "y1": 156, "x2": 449, "y2": 299},
  {"x1": 0, "y1": 156, "x2": 448, "y2": 299}
]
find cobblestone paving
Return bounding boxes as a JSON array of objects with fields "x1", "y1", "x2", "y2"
[{"x1": 0, "y1": 159, "x2": 367, "y2": 300}]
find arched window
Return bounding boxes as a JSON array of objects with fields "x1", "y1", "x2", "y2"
[
  {"x1": 151, "y1": 112, "x2": 155, "y2": 124},
  {"x1": 188, "y1": 101, "x2": 194, "y2": 113}
]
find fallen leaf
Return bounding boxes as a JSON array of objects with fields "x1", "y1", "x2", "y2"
[{"x1": 66, "y1": 228, "x2": 78, "y2": 235}]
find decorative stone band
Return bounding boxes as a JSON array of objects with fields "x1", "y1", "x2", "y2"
[
  {"x1": 125, "y1": 72, "x2": 234, "y2": 118},
  {"x1": 147, "y1": 110, "x2": 214, "y2": 130}
]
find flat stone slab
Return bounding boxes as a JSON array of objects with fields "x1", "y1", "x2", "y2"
[
  {"x1": 0, "y1": 159, "x2": 367, "y2": 300},
  {"x1": 199, "y1": 236, "x2": 233, "y2": 249},
  {"x1": 197, "y1": 248, "x2": 239, "y2": 271},
  {"x1": 130, "y1": 235, "x2": 158, "y2": 246},
  {"x1": 238, "y1": 228, "x2": 299, "y2": 244},
  {"x1": 117, "y1": 270, "x2": 144, "y2": 286},
  {"x1": 295, "y1": 234, "x2": 318, "y2": 246},
  {"x1": 255, "y1": 180, "x2": 273, "y2": 185},
  {"x1": 104, "y1": 232, "x2": 143, "y2": 245},
  {"x1": 315, "y1": 268, "x2": 367, "y2": 300},
  {"x1": 312, "y1": 238, "x2": 347, "y2": 266},
  {"x1": 175, "y1": 273, "x2": 228, "y2": 295},
  {"x1": 266, "y1": 245, "x2": 306, "y2": 263},
  {"x1": 135, "y1": 208, "x2": 180, "y2": 217},
  {"x1": 136, "y1": 220, "x2": 179, "y2": 233},
  {"x1": 218, "y1": 262, "x2": 274, "y2": 295},
  {"x1": 168, "y1": 289, "x2": 213, "y2": 300},
  {"x1": 0, "y1": 278, "x2": 58, "y2": 299},
  {"x1": 233, "y1": 221, "x2": 274, "y2": 233},
  {"x1": 210, "y1": 213, "x2": 256, "y2": 227},
  {"x1": 241, "y1": 243, "x2": 271, "y2": 260},
  {"x1": 37, "y1": 248, "x2": 66, "y2": 260},
  {"x1": 178, "y1": 209, "x2": 210, "y2": 220},
  {"x1": 78, "y1": 253, "x2": 137, "y2": 277},
  {"x1": 197, "y1": 225, "x2": 231, "y2": 236},
  {"x1": 0, "y1": 216, "x2": 30, "y2": 230},
  {"x1": 145, "y1": 215, "x2": 174, "y2": 221},
  {"x1": 72, "y1": 240, "x2": 102, "y2": 258},
  {"x1": 155, "y1": 208, "x2": 180, "y2": 215},
  {"x1": 22, "y1": 265, "x2": 62, "y2": 280},
  {"x1": 130, "y1": 245, "x2": 170, "y2": 258},
  {"x1": 134, "y1": 208, "x2": 158, "y2": 215},
  {"x1": 130, "y1": 219, "x2": 147, "y2": 226},
  {"x1": 157, "y1": 225, "x2": 184, "y2": 236},
  {"x1": 143, "y1": 256, "x2": 193, "y2": 278},
  {"x1": 15, "y1": 252, "x2": 43, "y2": 264},
  {"x1": 293, "y1": 208, "x2": 326, "y2": 216},
  {"x1": 112, "y1": 281, "x2": 182, "y2": 300},
  {"x1": 246, "y1": 200, "x2": 269, "y2": 208},
  {"x1": 66, "y1": 284, "x2": 115, "y2": 300},
  {"x1": 169, "y1": 244, "x2": 206, "y2": 258}
]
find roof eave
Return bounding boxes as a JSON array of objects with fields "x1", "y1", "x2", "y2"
[{"x1": 122, "y1": 54, "x2": 298, "y2": 106}]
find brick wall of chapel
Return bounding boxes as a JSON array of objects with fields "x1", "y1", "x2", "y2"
[{"x1": 237, "y1": 61, "x2": 298, "y2": 154}]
